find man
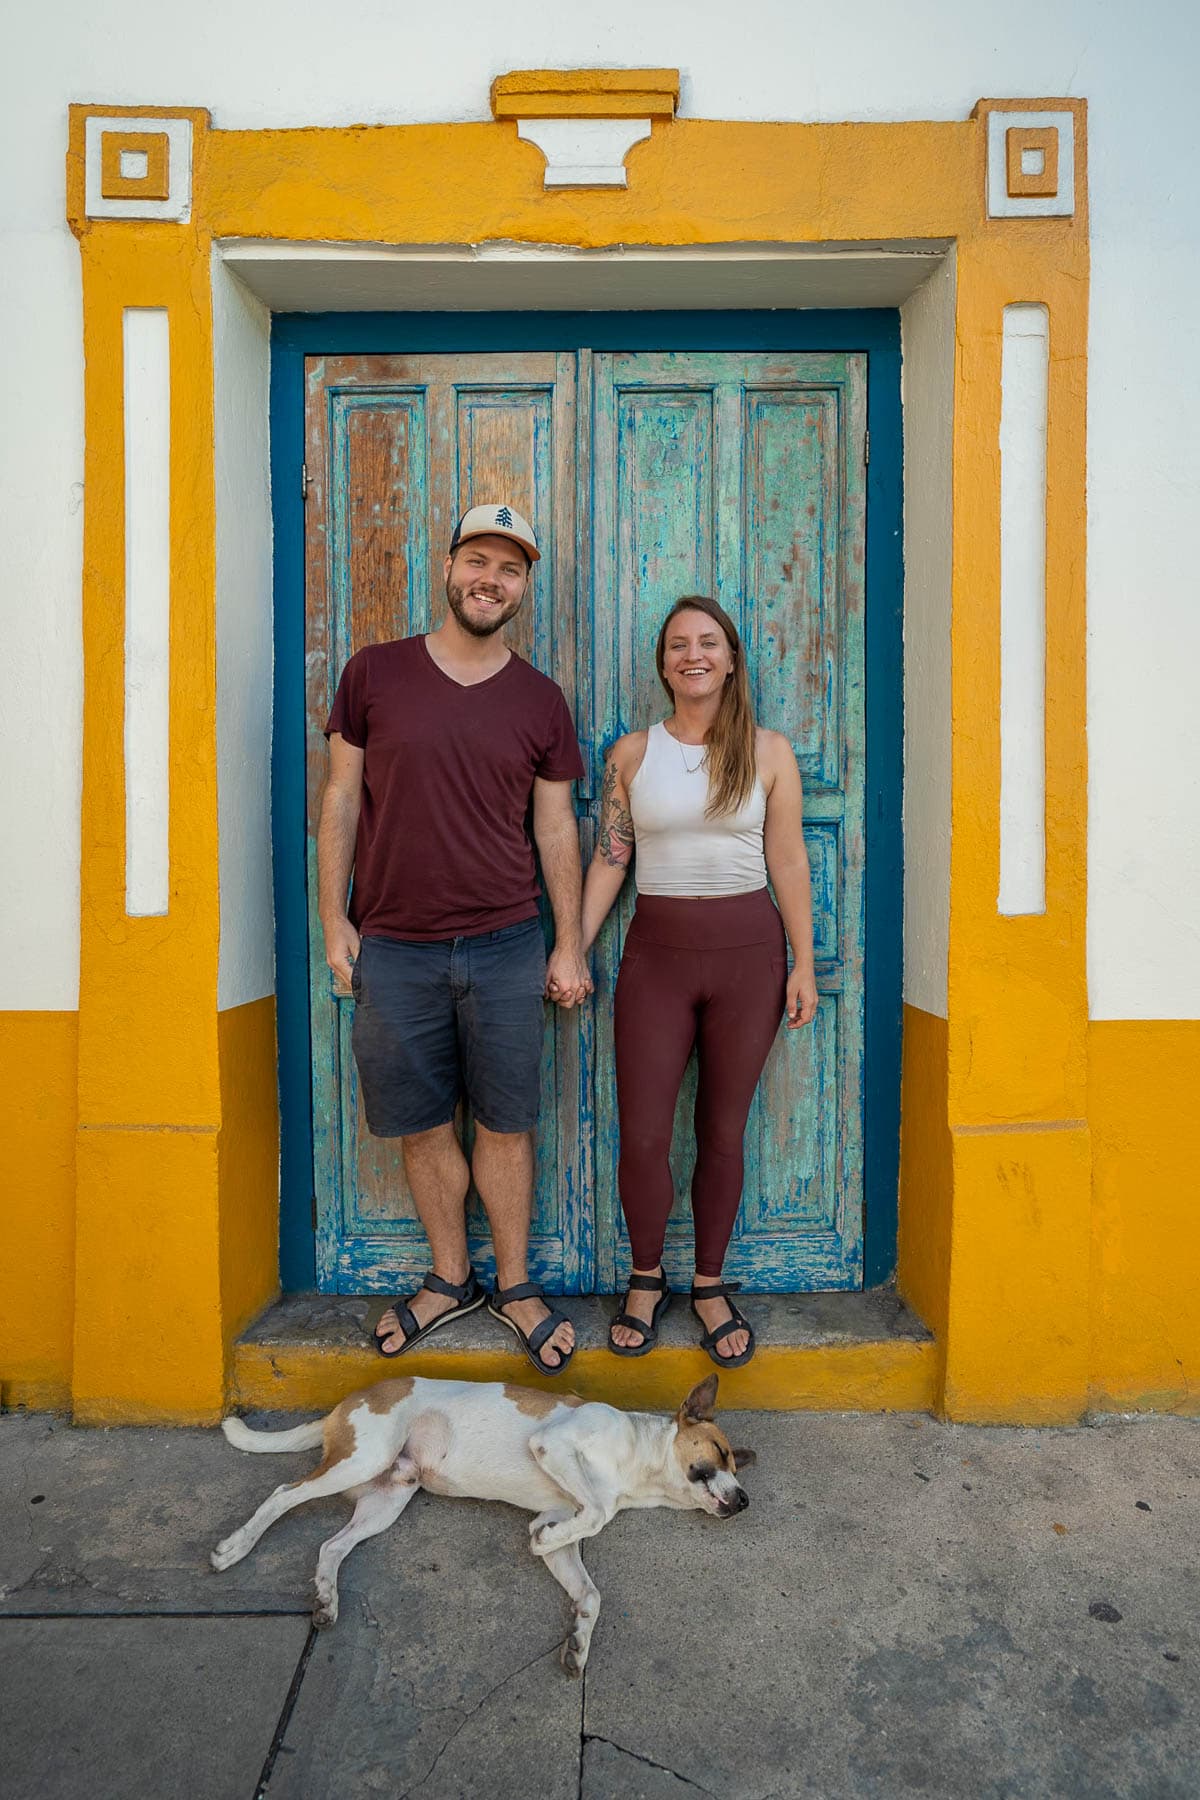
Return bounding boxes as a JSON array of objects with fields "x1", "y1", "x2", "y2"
[{"x1": 318, "y1": 504, "x2": 590, "y2": 1373}]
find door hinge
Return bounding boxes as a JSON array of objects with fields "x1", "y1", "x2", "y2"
[
  {"x1": 864, "y1": 431, "x2": 870, "y2": 466},
  {"x1": 301, "y1": 461, "x2": 309, "y2": 501}
]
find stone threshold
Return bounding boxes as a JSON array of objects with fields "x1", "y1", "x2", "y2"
[{"x1": 232, "y1": 1288, "x2": 936, "y2": 1415}]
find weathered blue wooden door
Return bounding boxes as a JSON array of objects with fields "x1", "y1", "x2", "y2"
[
  {"x1": 304, "y1": 353, "x2": 589, "y2": 1293},
  {"x1": 588, "y1": 352, "x2": 867, "y2": 1291},
  {"x1": 304, "y1": 348, "x2": 866, "y2": 1295}
]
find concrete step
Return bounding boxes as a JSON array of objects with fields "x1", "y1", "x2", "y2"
[{"x1": 231, "y1": 1288, "x2": 936, "y2": 1415}]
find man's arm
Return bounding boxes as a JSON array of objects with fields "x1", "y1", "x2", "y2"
[
  {"x1": 317, "y1": 732, "x2": 365, "y2": 993},
  {"x1": 531, "y1": 776, "x2": 592, "y2": 1009}
]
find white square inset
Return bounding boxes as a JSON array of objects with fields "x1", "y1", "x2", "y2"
[
  {"x1": 987, "y1": 109, "x2": 1075, "y2": 218},
  {"x1": 84, "y1": 115, "x2": 193, "y2": 221},
  {"x1": 1021, "y1": 148, "x2": 1045, "y2": 177}
]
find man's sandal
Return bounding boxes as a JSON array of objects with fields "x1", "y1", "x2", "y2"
[
  {"x1": 374, "y1": 1268, "x2": 486, "y2": 1358},
  {"x1": 608, "y1": 1272, "x2": 672, "y2": 1358},
  {"x1": 690, "y1": 1281, "x2": 757, "y2": 1369},
  {"x1": 487, "y1": 1280, "x2": 576, "y2": 1376}
]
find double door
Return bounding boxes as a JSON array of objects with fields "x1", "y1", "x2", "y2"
[{"x1": 304, "y1": 348, "x2": 866, "y2": 1294}]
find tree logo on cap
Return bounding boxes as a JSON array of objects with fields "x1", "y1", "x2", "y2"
[{"x1": 496, "y1": 506, "x2": 513, "y2": 527}]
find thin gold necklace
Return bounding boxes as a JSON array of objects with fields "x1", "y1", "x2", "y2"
[{"x1": 666, "y1": 719, "x2": 708, "y2": 775}]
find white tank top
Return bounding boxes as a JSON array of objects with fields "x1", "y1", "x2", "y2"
[{"x1": 629, "y1": 722, "x2": 768, "y2": 898}]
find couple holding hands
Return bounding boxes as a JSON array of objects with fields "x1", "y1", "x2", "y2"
[{"x1": 318, "y1": 504, "x2": 817, "y2": 1377}]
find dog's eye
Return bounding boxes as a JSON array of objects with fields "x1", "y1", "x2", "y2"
[{"x1": 688, "y1": 1464, "x2": 716, "y2": 1483}]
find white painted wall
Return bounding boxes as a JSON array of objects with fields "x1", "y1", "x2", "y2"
[
  {"x1": 212, "y1": 253, "x2": 274, "y2": 1010},
  {"x1": 3, "y1": 0, "x2": 1198, "y2": 1016},
  {"x1": 900, "y1": 254, "x2": 955, "y2": 1017},
  {"x1": 998, "y1": 304, "x2": 1049, "y2": 920}
]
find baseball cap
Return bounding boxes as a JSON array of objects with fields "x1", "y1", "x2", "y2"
[{"x1": 448, "y1": 503, "x2": 540, "y2": 564}]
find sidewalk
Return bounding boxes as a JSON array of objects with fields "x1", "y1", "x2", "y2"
[{"x1": 2, "y1": 1402, "x2": 1198, "y2": 1798}]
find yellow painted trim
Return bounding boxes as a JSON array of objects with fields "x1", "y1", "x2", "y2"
[
  {"x1": 100, "y1": 130, "x2": 171, "y2": 201},
  {"x1": 64, "y1": 93, "x2": 1093, "y2": 1423},
  {"x1": 233, "y1": 1338, "x2": 936, "y2": 1417},
  {"x1": 1005, "y1": 126, "x2": 1059, "y2": 199},
  {"x1": 490, "y1": 67, "x2": 679, "y2": 118}
]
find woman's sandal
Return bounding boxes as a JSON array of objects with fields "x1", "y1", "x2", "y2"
[
  {"x1": 690, "y1": 1281, "x2": 757, "y2": 1369},
  {"x1": 374, "y1": 1267, "x2": 486, "y2": 1358},
  {"x1": 488, "y1": 1280, "x2": 576, "y2": 1376},
  {"x1": 608, "y1": 1272, "x2": 672, "y2": 1358}
]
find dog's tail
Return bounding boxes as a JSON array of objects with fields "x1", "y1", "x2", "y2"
[{"x1": 220, "y1": 1415, "x2": 325, "y2": 1454}]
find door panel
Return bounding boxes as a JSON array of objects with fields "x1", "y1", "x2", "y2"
[
  {"x1": 590, "y1": 352, "x2": 866, "y2": 1292},
  {"x1": 304, "y1": 353, "x2": 587, "y2": 1293}
]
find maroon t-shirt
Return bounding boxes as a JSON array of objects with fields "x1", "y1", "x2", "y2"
[{"x1": 325, "y1": 635, "x2": 584, "y2": 941}]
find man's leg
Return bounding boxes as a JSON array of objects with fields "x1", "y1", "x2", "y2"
[
  {"x1": 376, "y1": 1123, "x2": 473, "y2": 1354},
  {"x1": 459, "y1": 920, "x2": 573, "y2": 1369},
  {"x1": 473, "y1": 1124, "x2": 574, "y2": 1367},
  {"x1": 354, "y1": 937, "x2": 476, "y2": 1355}
]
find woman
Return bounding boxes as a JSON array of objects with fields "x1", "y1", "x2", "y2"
[{"x1": 580, "y1": 596, "x2": 817, "y2": 1366}]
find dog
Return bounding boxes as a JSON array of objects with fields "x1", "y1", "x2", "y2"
[{"x1": 212, "y1": 1371, "x2": 754, "y2": 1675}]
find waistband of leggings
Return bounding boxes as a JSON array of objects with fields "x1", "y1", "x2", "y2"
[{"x1": 627, "y1": 888, "x2": 782, "y2": 951}]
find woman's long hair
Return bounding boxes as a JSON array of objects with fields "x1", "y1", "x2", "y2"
[{"x1": 654, "y1": 595, "x2": 756, "y2": 818}]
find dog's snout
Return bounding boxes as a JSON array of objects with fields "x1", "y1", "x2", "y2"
[{"x1": 735, "y1": 1487, "x2": 749, "y2": 1511}]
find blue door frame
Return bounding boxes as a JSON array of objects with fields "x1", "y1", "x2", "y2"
[{"x1": 271, "y1": 310, "x2": 903, "y2": 1293}]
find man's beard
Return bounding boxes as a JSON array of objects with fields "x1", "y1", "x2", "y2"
[{"x1": 446, "y1": 576, "x2": 522, "y2": 639}]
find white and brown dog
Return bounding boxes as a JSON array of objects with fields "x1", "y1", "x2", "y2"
[{"x1": 212, "y1": 1372, "x2": 754, "y2": 1675}]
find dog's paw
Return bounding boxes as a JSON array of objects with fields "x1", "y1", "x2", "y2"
[
  {"x1": 210, "y1": 1538, "x2": 243, "y2": 1572},
  {"x1": 560, "y1": 1637, "x2": 586, "y2": 1679},
  {"x1": 312, "y1": 1580, "x2": 339, "y2": 1629}
]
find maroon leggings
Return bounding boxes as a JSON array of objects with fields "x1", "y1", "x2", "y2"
[{"x1": 614, "y1": 889, "x2": 787, "y2": 1277}]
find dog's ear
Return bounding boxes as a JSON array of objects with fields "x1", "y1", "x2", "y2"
[
  {"x1": 679, "y1": 1375, "x2": 719, "y2": 1422},
  {"x1": 730, "y1": 1447, "x2": 756, "y2": 1470}
]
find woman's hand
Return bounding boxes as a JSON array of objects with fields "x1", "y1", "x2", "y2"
[
  {"x1": 546, "y1": 944, "x2": 593, "y2": 1009},
  {"x1": 785, "y1": 965, "x2": 818, "y2": 1030}
]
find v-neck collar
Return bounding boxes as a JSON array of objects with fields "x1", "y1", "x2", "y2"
[{"x1": 420, "y1": 634, "x2": 516, "y2": 692}]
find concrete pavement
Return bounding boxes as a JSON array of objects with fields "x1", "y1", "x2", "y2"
[{"x1": 2, "y1": 1402, "x2": 1198, "y2": 1798}]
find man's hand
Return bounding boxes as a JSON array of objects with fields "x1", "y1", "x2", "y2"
[
  {"x1": 323, "y1": 916, "x2": 361, "y2": 996},
  {"x1": 545, "y1": 944, "x2": 593, "y2": 1009},
  {"x1": 785, "y1": 966, "x2": 818, "y2": 1030}
]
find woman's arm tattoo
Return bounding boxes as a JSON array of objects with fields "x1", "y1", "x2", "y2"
[{"x1": 598, "y1": 758, "x2": 635, "y2": 867}]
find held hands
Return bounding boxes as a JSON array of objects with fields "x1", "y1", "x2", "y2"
[
  {"x1": 545, "y1": 944, "x2": 594, "y2": 1010},
  {"x1": 324, "y1": 916, "x2": 361, "y2": 996},
  {"x1": 786, "y1": 966, "x2": 818, "y2": 1030}
]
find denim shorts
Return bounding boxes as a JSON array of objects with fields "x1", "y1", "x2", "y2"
[{"x1": 350, "y1": 917, "x2": 547, "y2": 1137}]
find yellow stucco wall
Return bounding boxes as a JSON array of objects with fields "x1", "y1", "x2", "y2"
[
  {"x1": 69, "y1": 997, "x2": 279, "y2": 1426},
  {"x1": 1088, "y1": 1020, "x2": 1200, "y2": 1413},
  {"x1": 897, "y1": 1006, "x2": 952, "y2": 1361},
  {"x1": 218, "y1": 997, "x2": 282, "y2": 1348},
  {"x1": 0, "y1": 1013, "x2": 77, "y2": 1409}
]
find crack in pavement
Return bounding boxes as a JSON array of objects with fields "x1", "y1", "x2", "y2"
[
  {"x1": 399, "y1": 1640, "x2": 562, "y2": 1799},
  {"x1": 582, "y1": 1733, "x2": 719, "y2": 1796},
  {"x1": 576, "y1": 1661, "x2": 586, "y2": 1800}
]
